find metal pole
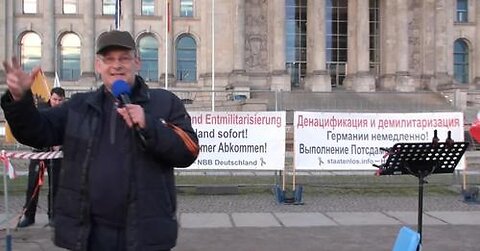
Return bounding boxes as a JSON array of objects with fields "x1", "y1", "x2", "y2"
[
  {"x1": 49, "y1": 159, "x2": 54, "y2": 224},
  {"x1": 50, "y1": 0, "x2": 57, "y2": 79},
  {"x1": 211, "y1": 0, "x2": 215, "y2": 111},
  {"x1": 165, "y1": 0, "x2": 169, "y2": 89},
  {"x1": 417, "y1": 174, "x2": 424, "y2": 251},
  {"x1": 115, "y1": 0, "x2": 121, "y2": 30},
  {"x1": 292, "y1": 158, "x2": 296, "y2": 191},
  {"x1": 2, "y1": 151, "x2": 12, "y2": 251},
  {"x1": 462, "y1": 158, "x2": 467, "y2": 190},
  {"x1": 274, "y1": 90, "x2": 278, "y2": 111}
]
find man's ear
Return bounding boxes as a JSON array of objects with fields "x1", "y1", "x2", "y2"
[
  {"x1": 94, "y1": 57, "x2": 101, "y2": 72},
  {"x1": 134, "y1": 57, "x2": 141, "y2": 71}
]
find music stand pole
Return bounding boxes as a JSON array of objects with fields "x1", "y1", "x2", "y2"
[{"x1": 417, "y1": 171, "x2": 425, "y2": 249}]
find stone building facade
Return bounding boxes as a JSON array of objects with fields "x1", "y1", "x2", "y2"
[{"x1": 0, "y1": 0, "x2": 479, "y2": 93}]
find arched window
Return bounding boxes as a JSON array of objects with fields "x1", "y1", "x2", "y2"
[
  {"x1": 454, "y1": 39, "x2": 469, "y2": 84},
  {"x1": 139, "y1": 35, "x2": 159, "y2": 81},
  {"x1": 176, "y1": 35, "x2": 197, "y2": 82},
  {"x1": 59, "y1": 33, "x2": 81, "y2": 81},
  {"x1": 20, "y1": 32, "x2": 42, "y2": 72}
]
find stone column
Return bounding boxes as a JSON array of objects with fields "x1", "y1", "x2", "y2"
[
  {"x1": 270, "y1": 0, "x2": 290, "y2": 91},
  {"x1": 474, "y1": 0, "x2": 480, "y2": 87},
  {"x1": 79, "y1": 0, "x2": 96, "y2": 86},
  {"x1": 0, "y1": 2, "x2": 6, "y2": 62},
  {"x1": 230, "y1": 0, "x2": 248, "y2": 86},
  {"x1": 420, "y1": 0, "x2": 436, "y2": 90},
  {"x1": 305, "y1": 0, "x2": 331, "y2": 92},
  {"x1": 233, "y1": 0, "x2": 245, "y2": 71},
  {"x1": 434, "y1": 0, "x2": 451, "y2": 88},
  {"x1": 355, "y1": 0, "x2": 370, "y2": 74},
  {"x1": 123, "y1": 0, "x2": 134, "y2": 35},
  {"x1": 378, "y1": 0, "x2": 396, "y2": 90},
  {"x1": 446, "y1": 0, "x2": 455, "y2": 78},
  {"x1": 355, "y1": 0, "x2": 375, "y2": 91},
  {"x1": 0, "y1": 0, "x2": 11, "y2": 81},
  {"x1": 345, "y1": 0, "x2": 375, "y2": 92},
  {"x1": 198, "y1": 0, "x2": 209, "y2": 87},
  {"x1": 394, "y1": 0, "x2": 414, "y2": 91},
  {"x1": 6, "y1": 0, "x2": 14, "y2": 59},
  {"x1": 43, "y1": 0, "x2": 55, "y2": 78}
]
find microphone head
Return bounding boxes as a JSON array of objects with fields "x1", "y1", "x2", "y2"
[{"x1": 111, "y1": 79, "x2": 131, "y2": 98}]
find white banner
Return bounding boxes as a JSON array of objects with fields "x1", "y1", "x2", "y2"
[
  {"x1": 189, "y1": 111, "x2": 286, "y2": 170},
  {"x1": 294, "y1": 112, "x2": 465, "y2": 170}
]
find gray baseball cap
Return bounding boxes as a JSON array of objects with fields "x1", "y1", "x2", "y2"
[{"x1": 96, "y1": 30, "x2": 136, "y2": 54}]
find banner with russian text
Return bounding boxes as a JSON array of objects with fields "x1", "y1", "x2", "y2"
[
  {"x1": 189, "y1": 111, "x2": 286, "y2": 170},
  {"x1": 294, "y1": 112, "x2": 465, "y2": 170}
]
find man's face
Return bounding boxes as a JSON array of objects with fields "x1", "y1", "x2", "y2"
[
  {"x1": 49, "y1": 93, "x2": 65, "y2": 107},
  {"x1": 95, "y1": 49, "x2": 141, "y2": 91}
]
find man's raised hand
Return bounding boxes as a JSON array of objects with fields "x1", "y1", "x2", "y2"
[{"x1": 2, "y1": 57, "x2": 41, "y2": 101}]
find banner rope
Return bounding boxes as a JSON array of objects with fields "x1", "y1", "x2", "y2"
[{"x1": 2, "y1": 150, "x2": 63, "y2": 160}]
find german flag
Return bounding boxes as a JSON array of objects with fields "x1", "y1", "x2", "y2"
[
  {"x1": 4, "y1": 122, "x2": 16, "y2": 144},
  {"x1": 30, "y1": 69, "x2": 51, "y2": 105}
]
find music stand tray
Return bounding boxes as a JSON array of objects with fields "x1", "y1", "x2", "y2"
[{"x1": 378, "y1": 141, "x2": 469, "y2": 250}]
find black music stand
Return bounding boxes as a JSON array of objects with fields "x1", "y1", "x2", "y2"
[{"x1": 377, "y1": 141, "x2": 469, "y2": 250}]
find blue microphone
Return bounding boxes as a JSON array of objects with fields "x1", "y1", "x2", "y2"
[
  {"x1": 111, "y1": 79, "x2": 147, "y2": 148},
  {"x1": 112, "y1": 79, "x2": 132, "y2": 107}
]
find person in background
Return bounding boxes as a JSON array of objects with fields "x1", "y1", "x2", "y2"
[
  {"x1": 16, "y1": 87, "x2": 65, "y2": 228},
  {"x1": 2, "y1": 30, "x2": 199, "y2": 251}
]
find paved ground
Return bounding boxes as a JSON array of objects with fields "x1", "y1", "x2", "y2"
[
  {"x1": 1, "y1": 223, "x2": 480, "y2": 251},
  {"x1": 1, "y1": 193, "x2": 479, "y2": 251},
  {"x1": 1, "y1": 159, "x2": 479, "y2": 250}
]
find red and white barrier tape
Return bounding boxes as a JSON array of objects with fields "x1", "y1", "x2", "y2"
[{"x1": 2, "y1": 150, "x2": 63, "y2": 160}]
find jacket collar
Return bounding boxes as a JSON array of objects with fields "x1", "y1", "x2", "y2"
[
  {"x1": 130, "y1": 75, "x2": 150, "y2": 104},
  {"x1": 85, "y1": 75, "x2": 150, "y2": 112}
]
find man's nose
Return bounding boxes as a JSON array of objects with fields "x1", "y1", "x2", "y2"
[{"x1": 112, "y1": 60, "x2": 124, "y2": 67}]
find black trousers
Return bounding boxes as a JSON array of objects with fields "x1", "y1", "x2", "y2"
[{"x1": 23, "y1": 159, "x2": 61, "y2": 219}]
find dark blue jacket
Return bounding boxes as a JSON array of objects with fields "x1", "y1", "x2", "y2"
[{"x1": 1, "y1": 76, "x2": 198, "y2": 251}]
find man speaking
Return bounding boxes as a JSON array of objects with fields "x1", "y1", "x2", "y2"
[{"x1": 2, "y1": 30, "x2": 199, "y2": 251}]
